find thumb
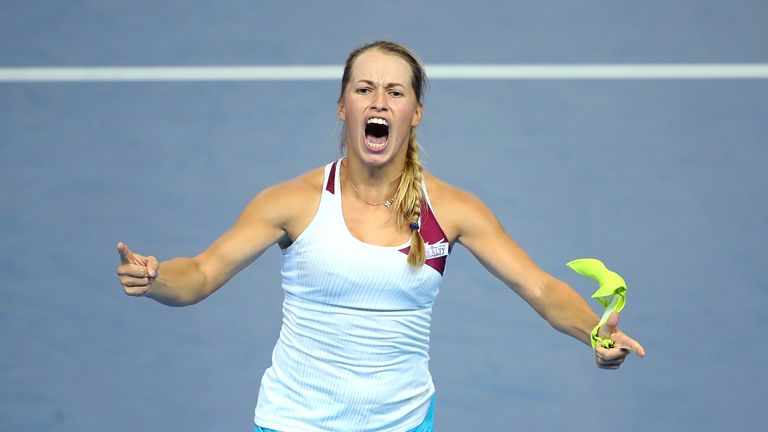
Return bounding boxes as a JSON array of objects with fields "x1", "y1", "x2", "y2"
[
  {"x1": 598, "y1": 311, "x2": 620, "y2": 339},
  {"x1": 117, "y1": 242, "x2": 134, "y2": 265},
  {"x1": 146, "y1": 255, "x2": 160, "y2": 278}
]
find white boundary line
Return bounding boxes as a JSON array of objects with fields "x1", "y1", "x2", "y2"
[{"x1": 1, "y1": 64, "x2": 768, "y2": 81}]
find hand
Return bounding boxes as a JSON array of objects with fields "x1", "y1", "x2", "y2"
[
  {"x1": 594, "y1": 312, "x2": 646, "y2": 370},
  {"x1": 116, "y1": 242, "x2": 160, "y2": 297}
]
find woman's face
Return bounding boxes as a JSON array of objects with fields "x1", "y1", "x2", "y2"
[{"x1": 339, "y1": 49, "x2": 423, "y2": 168}]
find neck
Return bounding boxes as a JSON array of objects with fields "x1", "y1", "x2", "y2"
[
  {"x1": 343, "y1": 151, "x2": 406, "y2": 188},
  {"x1": 342, "y1": 156, "x2": 404, "y2": 205}
]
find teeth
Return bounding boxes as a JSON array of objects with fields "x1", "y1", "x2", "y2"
[
  {"x1": 367, "y1": 117, "x2": 388, "y2": 126},
  {"x1": 367, "y1": 141, "x2": 386, "y2": 149}
]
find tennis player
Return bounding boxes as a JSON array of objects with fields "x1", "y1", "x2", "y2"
[{"x1": 116, "y1": 40, "x2": 645, "y2": 432}]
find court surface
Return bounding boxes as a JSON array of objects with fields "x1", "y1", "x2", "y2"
[{"x1": 1, "y1": 1, "x2": 767, "y2": 431}]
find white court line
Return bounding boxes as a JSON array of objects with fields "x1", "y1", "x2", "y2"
[{"x1": 1, "y1": 64, "x2": 768, "y2": 81}]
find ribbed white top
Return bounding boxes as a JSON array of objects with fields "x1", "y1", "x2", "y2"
[{"x1": 254, "y1": 160, "x2": 448, "y2": 432}]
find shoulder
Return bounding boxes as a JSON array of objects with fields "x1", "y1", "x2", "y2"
[
  {"x1": 423, "y1": 172, "x2": 497, "y2": 243},
  {"x1": 263, "y1": 165, "x2": 325, "y2": 202},
  {"x1": 423, "y1": 172, "x2": 480, "y2": 204},
  {"x1": 240, "y1": 165, "x2": 325, "y2": 228}
]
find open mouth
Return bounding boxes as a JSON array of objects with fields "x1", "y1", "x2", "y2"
[{"x1": 364, "y1": 117, "x2": 389, "y2": 151}]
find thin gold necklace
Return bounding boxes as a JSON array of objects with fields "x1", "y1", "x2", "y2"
[{"x1": 343, "y1": 163, "x2": 402, "y2": 208}]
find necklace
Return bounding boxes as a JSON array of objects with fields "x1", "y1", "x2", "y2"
[
  {"x1": 348, "y1": 180, "x2": 398, "y2": 207},
  {"x1": 343, "y1": 162, "x2": 401, "y2": 208}
]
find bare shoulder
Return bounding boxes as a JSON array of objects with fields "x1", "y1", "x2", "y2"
[
  {"x1": 423, "y1": 172, "x2": 476, "y2": 207},
  {"x1": 258, "y1": 166, "x2": 324, "y2": 207},
  {"x1": 423, "y1": 172, "x2": 496, "y2": 243},
  {"x1": 241, "y1": 166, "x2": 324, "y2": 232}
]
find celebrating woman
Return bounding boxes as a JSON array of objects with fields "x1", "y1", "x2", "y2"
[{"x1": 116, "y1": 40, "x2": 645, "y2": 432}]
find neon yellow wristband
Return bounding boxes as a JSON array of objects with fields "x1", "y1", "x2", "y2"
[{"x1": 566, "y1": 258, "x2": 627, "y2": 349}]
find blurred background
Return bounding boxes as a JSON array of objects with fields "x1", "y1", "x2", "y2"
[{"x1": 1, "y1": 1, "x2": 766, "y2": 431}]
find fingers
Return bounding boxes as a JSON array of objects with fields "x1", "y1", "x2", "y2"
[
  {"x1": 593, "y1": 312, "x2": 646, "y2": 369},
  {"x1": 116, "y1": 248, "x2": 159, "y2": 297},
  {"x1": 117, "y1": 242, "x2": 153, "y2": 267},
  {"x1": 116, "y1": 269, "x2": 153, "y2": 296},
  {"x1": 597, "y1": 345, "x2": 629, "y2": 362},
  {"x1": 596, "y1": 312, "x2": 647, "y2": 358},
  {"x1": 122, "y1": 281, "x2": 152, "y2": 297},
  {"x1": 615, "y1": 333, "x2": 647, "y2": 358},
  {"x1": 117, "y1": 263, "x2": 150, "y2": 278},
  {"x1": 595, "y1": 345, "x2": 630, "y2": 370},
  {"x1": 121, "y1": 276, "x2": 151, "y2": 287},
  {"x1": 594, "y1": 333, "x2": 646, "y2": 370},
  {"x1": 117, "y1": 242, "x2": 133, "y2": 265}
]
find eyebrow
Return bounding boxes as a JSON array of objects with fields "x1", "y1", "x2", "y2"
[{"x1": 355, "y1": 79, "x2": 406, "y2": 88}]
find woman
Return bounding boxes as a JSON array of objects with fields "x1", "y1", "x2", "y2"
[{"x1": 116, "y1": 40, "x2": 645, "y2": 432}]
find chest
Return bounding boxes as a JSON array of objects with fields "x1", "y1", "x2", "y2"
[
  {"x1": 341, "y1": 189, "x2": 413, "y2": 247},
  {"x1": 282, "y1": 220, "x2": 442, "y2": 311}
]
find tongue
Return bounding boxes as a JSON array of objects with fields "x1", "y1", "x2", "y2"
[{"x1": 366, "y1": 134, "x2": 387, "y2": 145}]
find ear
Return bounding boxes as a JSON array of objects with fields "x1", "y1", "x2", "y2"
[
  {"x1": 338, "y1": 102, "x2": 346, "y2": 121},
  {"x1": 411, "y1": 104, "x2": 423, "y2": 127}
]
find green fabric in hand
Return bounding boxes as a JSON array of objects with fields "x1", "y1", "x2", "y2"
[{"x1": 566, "y1": 258, "x2": 626, "y2": 349}]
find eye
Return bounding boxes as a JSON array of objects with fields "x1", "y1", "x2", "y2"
[
  {"x1": 389, "y1": 90, "x2": 404, "y2": 97},
  {"x1": 355, "y1": 87, "x2": 372, "y2": 95}
]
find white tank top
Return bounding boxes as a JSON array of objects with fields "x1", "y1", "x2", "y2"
[{"x1": 254, "y1": 160, "x2": 450, "y2": 432}]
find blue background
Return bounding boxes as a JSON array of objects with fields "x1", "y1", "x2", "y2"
[{"x1": 1, "y1": 1, "x2": 767, "y2": 431}]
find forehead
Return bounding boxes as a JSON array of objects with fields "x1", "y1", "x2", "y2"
[{"x1": 349, "y1": 49, "x2": 414, "y2": 87}]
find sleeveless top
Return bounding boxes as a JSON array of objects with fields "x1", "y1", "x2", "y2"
[{"x1": 253, "y1": 160, "x2": 451, "y2": 432}]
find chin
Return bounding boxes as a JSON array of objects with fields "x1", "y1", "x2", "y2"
[{"x1": 354, "y1": 142, "x2": 403, "y2": 168}]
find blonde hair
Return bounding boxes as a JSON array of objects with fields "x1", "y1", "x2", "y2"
[{"x1": 338, "y1": 40, "x2": 428, "y2": 267}]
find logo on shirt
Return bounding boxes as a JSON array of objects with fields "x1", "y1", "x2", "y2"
[{"x1": 424, "y1": 239, "x2": 449, "y2": 260}]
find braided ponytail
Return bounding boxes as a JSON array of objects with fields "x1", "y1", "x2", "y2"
[{"x1": 392, "y1": 129, "x2": 426, "y2": 267}]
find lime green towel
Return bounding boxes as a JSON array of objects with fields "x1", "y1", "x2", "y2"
[{"x1": 566, "y1": 258, "x2": 626, "y2": 349}]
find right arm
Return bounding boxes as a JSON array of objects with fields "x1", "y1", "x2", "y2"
[{"x1": 116, "y1": 170, "x2": 321, "y2": 306}]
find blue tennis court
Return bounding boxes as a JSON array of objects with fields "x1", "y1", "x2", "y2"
[{"x1": 1, "y1": 1, "x2": 767, "y2": 431}]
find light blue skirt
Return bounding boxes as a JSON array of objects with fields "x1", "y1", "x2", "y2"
[{"x1": 254, "y1": 396, "x2": 435, "y2": 432}]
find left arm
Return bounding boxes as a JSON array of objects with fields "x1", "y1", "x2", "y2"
[
  {"x1": 435, "y1": 183, "x2": 644, "y2": 367},
  {"x1": 451, "y1": 190, "x2": 597, "y2": 344}
]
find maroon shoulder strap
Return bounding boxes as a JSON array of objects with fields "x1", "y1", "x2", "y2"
[{"x1": 325, "y1": 161, "x2": 338, "y2": 194}]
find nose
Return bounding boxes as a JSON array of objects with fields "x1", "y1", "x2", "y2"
[{"x1": 371, "y1": 89, "x2": 388, "y2": 111}]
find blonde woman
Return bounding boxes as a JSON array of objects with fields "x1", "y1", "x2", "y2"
[{"x1": 116, "y1": 40, "x2": 645, "y2": 432}]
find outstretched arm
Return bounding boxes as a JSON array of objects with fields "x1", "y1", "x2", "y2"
[
  {"x1": 448, "y1": 189, "x2": 645, "y2": 367},
  {"x1": 116, "y1": 173, "x2": 318, "y2": 306}
]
